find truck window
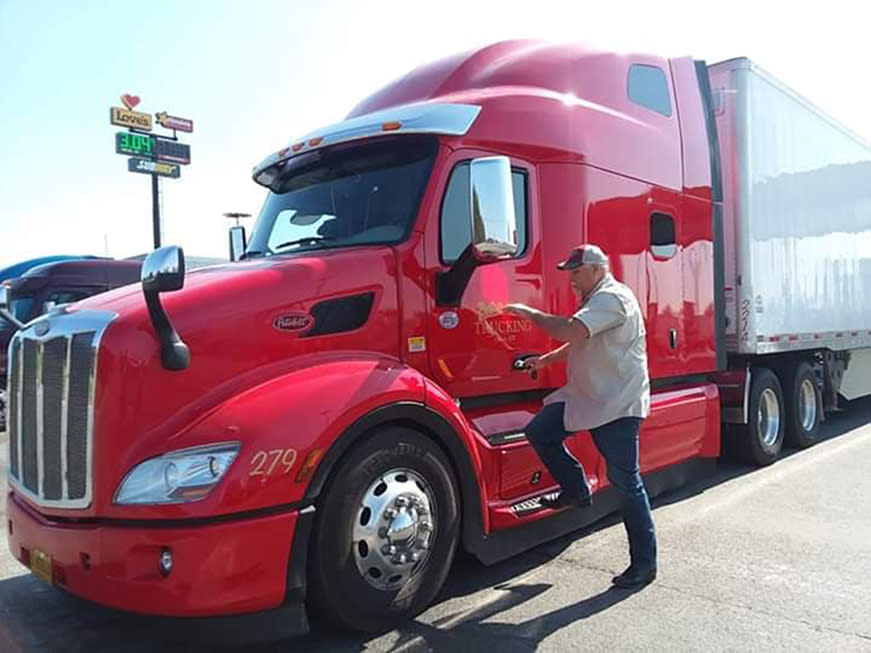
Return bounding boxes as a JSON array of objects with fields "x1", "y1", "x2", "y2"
[
  {"x1": 440, "y1": 163, "x2": 529, "y2": 264},
  {"x1": 8, "y1": 295, "x2": 34, "y2": 322},
  {"x1": 247, "y1": 136, "x2": 437, "y2": 257},
  {"x1": 628, "y1": 64, "x2": 672, "y2": 117},
  {"x1": 650, "y1": 213, "x2": 676, "y2": 258}
]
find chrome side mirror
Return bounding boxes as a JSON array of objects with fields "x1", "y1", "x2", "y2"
[
  {"x1": 141, "y1": 246, "x2": 189, "y2": 371},
  {"x1": 436, "y1": 156, "x2": 519, "y2": 306},
  {"x1": 0, "y1": 285, "x2": 8, "y2": 311},
  {"x1": 469, "y1": 156, "x2": 518, "y2": 261},
  {"x1": 229, "y1": 226, "x2": 247, "y2": 262},
  {"x1": 142, "y1": 245, "x2": 185, "y2": 293}
]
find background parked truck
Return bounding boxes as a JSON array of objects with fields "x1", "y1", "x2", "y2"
[
  {"x1": 0, "y1": 258, "x2": 141, "y2": 431},
  {"x1": 4, "y1": 41, "x2": 870, "y2": 635}
]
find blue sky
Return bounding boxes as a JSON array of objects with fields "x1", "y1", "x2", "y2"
[{"x1": 1, "y1": 0, "x2": 869, "y2": 268}]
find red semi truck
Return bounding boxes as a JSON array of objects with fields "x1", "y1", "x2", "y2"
[{"x1": 5, "y1": 41, "x2": 871, "y2": 634}]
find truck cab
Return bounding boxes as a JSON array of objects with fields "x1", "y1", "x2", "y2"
[{"x1": 6, "y1": 41, "x2": 724, "y2": 634}]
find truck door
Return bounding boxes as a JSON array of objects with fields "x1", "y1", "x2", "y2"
[
  {"x1": 423, "y1": 153, "x2": 601, "y2": 505},
  {"x1": 425, "y1": 153, "x2": 549, "y2": 400}
]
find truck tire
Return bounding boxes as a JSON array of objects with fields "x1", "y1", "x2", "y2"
[
  {"x1": 784, "y1": 362, "x2": 821, "y2": 449},
  {"x1": 734, "y1": 368, "x2": 784, "y2": 466},
  {"x1": 308, "y1": 426, "x2": 460, "y2": 633}
]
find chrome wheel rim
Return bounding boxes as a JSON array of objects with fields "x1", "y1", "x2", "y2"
[
  {"x1": 799, "y1": 379, "x2": 817, "y2": 432},
  {"x1": 758, "y1": 388, "x2": 781, "y2": 447},
  {"x1": 352, "y1": 468, "x2": 436, "y2": 591}
]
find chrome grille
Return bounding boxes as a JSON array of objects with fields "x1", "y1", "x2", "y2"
[
  {"x1": 21, "y1": 339, "x2": 39, "y2": 492},
  {"x1": 67, "y1": 333, "x2": 95, "y2": 500},
  {"x1": 7, "y1": 310, "x2": 115, "y2": 509},
  {"x1": 42, "y1": 337, "x2": 67, "y2": 500},
  {"x1": 8, "y1": 339, "x2": 20, "y2": 479}
]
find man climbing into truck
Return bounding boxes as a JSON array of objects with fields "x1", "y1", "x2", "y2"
[{"x1": 506, "y1": 244, "x2": 657, "y2": 588}]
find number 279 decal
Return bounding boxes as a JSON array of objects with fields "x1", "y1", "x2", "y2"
[{"x1": 249, "y1": 448, "x2": 298, "y2": 477}]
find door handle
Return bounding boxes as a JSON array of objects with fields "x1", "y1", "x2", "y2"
[
  {"x1": 669, "y1": 329, "x2": 678, "y2": 350},
  {"x1": 513, "y1": 354, "x2": 540, "y2": 380}
]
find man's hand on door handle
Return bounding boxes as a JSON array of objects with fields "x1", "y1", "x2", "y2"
[
  {"x1": 513, "y1": 343, "x2": 572, "y2": 381},
  {"x1": 513, "y1": 354, "x2": 545, "y2": 380}
]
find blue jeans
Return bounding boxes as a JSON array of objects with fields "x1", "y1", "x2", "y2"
[{"x1": 525, "y1": 402, "x2": 657, "y2": 571}]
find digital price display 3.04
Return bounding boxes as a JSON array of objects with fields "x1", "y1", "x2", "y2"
[{"x1": 115, "y1": 131, "x2": 153, "y2": 157}]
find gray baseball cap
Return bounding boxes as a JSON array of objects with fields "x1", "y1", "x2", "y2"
[{"x1": 556, "y1": 244, "x2": 609, "y2": 270}]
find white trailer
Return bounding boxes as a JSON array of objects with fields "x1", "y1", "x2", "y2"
[{"x1": 708, "y1": 58, "x2": 871, "y2": 464}]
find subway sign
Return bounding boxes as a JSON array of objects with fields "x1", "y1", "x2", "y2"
[{"x1": 127, "y1": 157, "x2": 181, "y2": 179}]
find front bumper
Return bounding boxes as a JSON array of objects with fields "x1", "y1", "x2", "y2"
[{"x1": 7, "y1": 491, "x2": 310, "y2": 622}]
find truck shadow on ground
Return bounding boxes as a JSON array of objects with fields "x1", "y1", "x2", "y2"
[{"x1": 0, "y1": 397, "x2": 867, "y2": 652}]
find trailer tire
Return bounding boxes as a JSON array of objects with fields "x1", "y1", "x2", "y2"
[
  {"x1": 784, "y1": 362, "x2": 821, "y2": 449},
  {"x1": 308, "y1": 426, "x2": 459, "y2": 633},
  {"x1": 734, "y1": 368, "x2": 784, "y2": 466}
]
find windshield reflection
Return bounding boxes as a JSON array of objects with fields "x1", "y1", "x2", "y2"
[{"x1": 247, "y1": 136, "x2": 437, "y2": 257}]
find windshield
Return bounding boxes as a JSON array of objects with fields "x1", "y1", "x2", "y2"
[{"x1": 246, "y1": 136, "x2": 437, "y2": 257}]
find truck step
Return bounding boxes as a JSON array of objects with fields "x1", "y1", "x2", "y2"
[{"x1": 509, "y1": 491, "x2": 560, "y2": 515}]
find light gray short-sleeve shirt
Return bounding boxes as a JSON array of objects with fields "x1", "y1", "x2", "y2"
[{"x1": 544, "y1": 274, "x2": 650, "y2": 431}]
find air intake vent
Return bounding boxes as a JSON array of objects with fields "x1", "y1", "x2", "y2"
[{"x1": 304, "y1": 292, "x2": 375, "y2": 337}]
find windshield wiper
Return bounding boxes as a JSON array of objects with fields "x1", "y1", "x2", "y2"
[
  {"x1": 239, "y1": 250, "x2": 265, "y2": 260},
  {"x1": 272, "y1": 236, "x2": 335, "y2": 251}
]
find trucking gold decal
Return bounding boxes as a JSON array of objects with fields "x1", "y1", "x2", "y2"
[
  {"x1": 474, "y1": 301, "x2": 531, "y2": 345},
  {"x1": 249, "y1": 448, "x2": 298, "y2": 477}
]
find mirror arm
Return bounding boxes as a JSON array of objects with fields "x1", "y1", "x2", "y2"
[
  {"x1": 144, "y1": 288, "x2": 190, "y2": 371},
  {"x1": 0, "y1": 308, "x2": 24, "y2": 331},
  {"x1": 140, "y1": 246, "x2": 189, "y2": 371},
  {"x1": 436, "y1": 244, "x2": 479, "y2": 307}
]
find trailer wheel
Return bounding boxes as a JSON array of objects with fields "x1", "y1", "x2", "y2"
[
  {"x1": 784, "y1": 362, "x2": 821, "y2": 449},
  {"x1": 734, "y1": 368, "x2": 784, "y2": 466},
  {"x1": 308, "y1": 426, "x2": 459, "y2": 633}
]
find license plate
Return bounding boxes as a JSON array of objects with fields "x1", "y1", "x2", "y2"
[{"x1": 30, "y1": 548, "x2": 53, "y2": 585}]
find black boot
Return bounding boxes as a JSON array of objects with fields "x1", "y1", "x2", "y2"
[
  {"x1": 539, "y1": 491, "x2": 592, "y2": 510},
  {"x1": 611, "y1": 566, "x2": 657, "y2": 589}
]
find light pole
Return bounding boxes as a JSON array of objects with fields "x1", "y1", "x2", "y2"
[{"x1": 223, "y1": 212, "x2": 252, "y2": 226}]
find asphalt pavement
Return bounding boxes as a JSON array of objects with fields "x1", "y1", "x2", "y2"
[{"x1": 1, "y1": 399, "x2": 870, "y2": 652}]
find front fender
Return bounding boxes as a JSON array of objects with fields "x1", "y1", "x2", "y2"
[{"x1": 103, "y1": 352, "x2": 425, "y2": 520}]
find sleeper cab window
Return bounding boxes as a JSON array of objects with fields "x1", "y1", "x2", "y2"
[
  {"x1": 628, "y1": 64, "x2": 673, "y2": 117},
  {"x1": 440, "y1": 162, "x2": 529, "y2": 264}
]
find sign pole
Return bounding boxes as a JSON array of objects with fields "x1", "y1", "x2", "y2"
[{"x1": 151, "y1": 173, "x2": 161, "y2": 249}]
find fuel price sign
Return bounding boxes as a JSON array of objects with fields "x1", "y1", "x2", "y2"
[{"x1": 115, "y1": 132, "x2": 154, "y2": 157}]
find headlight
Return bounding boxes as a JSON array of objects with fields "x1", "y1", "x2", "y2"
[{"x1": 114, "y1": 443, "x2": 240, "y2": 505}]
